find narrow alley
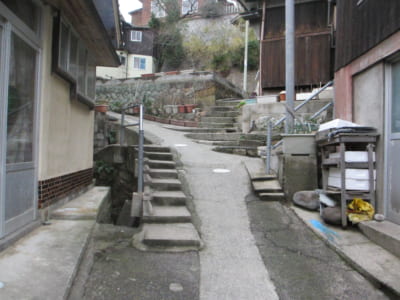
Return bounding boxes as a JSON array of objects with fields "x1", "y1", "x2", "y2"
[{"x1": 71, "y1": 113, "x2": 390, "y2": 300}]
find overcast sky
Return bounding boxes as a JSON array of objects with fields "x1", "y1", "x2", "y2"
[{"x1": 119, "y1": 0, "x2": 143, "y2": 22}]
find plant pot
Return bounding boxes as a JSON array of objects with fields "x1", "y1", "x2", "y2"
[
  {"x1": 165, "y1": 70, "x2": 180, "y2": 75},
  {"x1": 178, "y1": 105, "x2": 186, "y2": 113},
  {"x1": 185, "y1": 104, "x2": 196, "y2": 113},
  {"x1": 141, "y1": 73, "x2": 155, "y2": 78},
  {"x1": 95, "y1": 104, "x2": 108, "y2": 113},
  {"x1": 279, "y1": 91, "x2": 286, "y2": 102}
]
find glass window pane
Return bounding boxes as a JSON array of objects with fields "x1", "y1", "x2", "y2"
[
  {"x1": 392, "y1": 61, "x2": 400, "y2": 133},
  {"x1": 6, "y1": 33, "x2": 36, "y2": 163},
  {"x1": 2, "y1": 0, "x2": 40, "y2": 34},
  {"x1": 77, "y1": 43, "x2": 87, "y2": 94},
  {"x1": 86, "y1": 63, "x2": 96, "y2": 99},
  {"x1": 68, "y1": 33, "x2": 78, "y2": 79},
  {"x1": 59, "y1": 22, "x2": 69, "y2": 71}
]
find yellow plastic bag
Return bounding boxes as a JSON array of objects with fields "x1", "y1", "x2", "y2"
[{"x1": 347, "y1": 198, "x2": 375, "y2": 224}]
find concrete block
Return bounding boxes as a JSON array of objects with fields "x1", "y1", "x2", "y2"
[
  {"x1": 359, "y1": 220, "x2": 400, "y2": 258},
  {"x1": 282, "y1": 155, "x2": 318, "y2": 202},
  {"x1": 51, "y1": 186, "x2": 110, "y2": 221}
]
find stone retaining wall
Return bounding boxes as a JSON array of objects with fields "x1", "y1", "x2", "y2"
[{"x1": 96, "y1": 71, "x2": 244, "y2": 113}]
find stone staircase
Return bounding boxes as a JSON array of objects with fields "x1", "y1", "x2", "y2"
[
  {"x1": 133, "y1": 145, "x2": 202, "y2": 251},
  {"x1": 199, "y1": 105, "x2": 240, "y2": 130},
  {"x1": 244, "y1": 159, "x2": 285, "y2": 201}
]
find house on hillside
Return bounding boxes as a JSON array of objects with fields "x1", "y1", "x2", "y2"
[
  {"x1": 237, "y1": 0, "x2": 335, "y2": 95},
  {"x1": 0, "y1": 0, "x2": 120, "y2": 245},
  {"x1": 97, "y1": 22, "x2": 157, "y2": 79},
  {"x1": 334, "y1": 0, "x2": 400, "y2": 225},
  {"x1": 130, "y1": 0, "x2": 241, "y2": 26}
]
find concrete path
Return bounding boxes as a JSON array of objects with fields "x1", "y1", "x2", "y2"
[
  {"x1": 0, "y1": 186, "x2": 110, "y2": 300},
  {"x1": 118, "y1": 113, "x2": 279, "y2": 300}
]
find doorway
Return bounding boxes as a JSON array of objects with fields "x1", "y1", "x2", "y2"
[
  {"x1": 385, "y1": 59, "x2": 400, "y2": 224},
  {"x1": 0, "y1": 2, "x2": 40, "y2": 238}
]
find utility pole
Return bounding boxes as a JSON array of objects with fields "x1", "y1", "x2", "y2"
[
  {"x1": 285, "y1": 0, "x2": 295, "y2": 133},
  {"x1": 243, "y1": 19, "x2": 249, "y2": 94}
]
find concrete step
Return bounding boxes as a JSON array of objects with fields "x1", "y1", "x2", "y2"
[
  {"x1": 203, "y1": 111, "x2": 240, "y2": 117},
  {"x1": 142, "y1": 223, "x2": 201, "y2": 247},
  {"x1": 163, "y1": 125, "x2": 226, "y2": 133},
  {"x1": 143, "y1": 145, "x2": 171, "y2": 152},
  {"x1": 0, "y1": 219, "x2": 94, "y2": 300},
  {"x1": 149, "y1": 178, "x2": 182, "y2": 191},
  {"x1": 209, "y1": 106, "x2": 238, "y2": 112},
  {"x1": 198, "y1": 122, "x2": 238, "y2": 129},
  {"x1": 244, "y1": 160, "x2": 277, "y2": 181},
  {"x1": 193, "y1": 140, "x2": 239, "y2": 146},
  {"x1": 359, "y1": 220, "x2": 400, "y2": 259},
  {"x1": 259, "y1": 192, "x2": 286, "y2": 201},
  {"x1": 148, "y1": 168, "x2": 178, "y2": 179},
  {"x1": 51, "y1": 186, "x2": 110, "y2": 221},
  {"x1": 252, "y1": 179, "x2": 282, "y2": 193},
  {"x1": 144, "y1": 151, "x2": 173, "y2": 161},
  {"x1": 151, "y1": 190, "x2": 187, "y2": 205},
  {"x1": 212, "y1": 146, "x2": 259, "y2": 157},
  {"x1": 185, "y1": 132, "x2": 239, "y2": 141},
  {"x1": 146, "y1": 159, "x2": 176, "y2": 169},
  {"x1": 238, "y1": 140, "x2": 266, "y2": 147},
  {"x1": 200, "y1": 117, "x2": 235, "y2": 123},
  {"x1": 143, "y1": 206, "x2": 192, "y2": 223},
  {"x1": 215, "y1": 99, "x2": 242, "y2": 106}
]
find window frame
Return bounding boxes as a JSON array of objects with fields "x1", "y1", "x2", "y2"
[
  {"x1": 130, "y1": 30, "x2": 142, "y2": 42},
  {"x1": 133, "y1": 57, "x2": 146, "y2": 70},
  {"x1": 52, "y1": 12, "x2": 95, "y2": 108}
]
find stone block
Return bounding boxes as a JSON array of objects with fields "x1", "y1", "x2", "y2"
[{"x1": 293, "y1": 190, "x2": 319, "y2": 211}]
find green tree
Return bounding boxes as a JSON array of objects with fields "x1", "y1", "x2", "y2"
[{"x1": 149, "y1": 0, "x2": 185, "y2": 71}]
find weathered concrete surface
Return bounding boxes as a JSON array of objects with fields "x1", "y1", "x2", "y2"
[
  {"x1": 52, "y1": 186, "x2": 110, "y2": 221},
  {"x1": 248, "y1": 199, "x2": 391, "y2": 300},
  {"x1": 293, "y1": 206, "x2": 400, "y2": 298},
  {"x1": 118, "y1": 113, "x2": 279, "y2": 300},
  {"x1": 71, "y1": 224, "x2": 200, "y2": 300},
  {"x1": 0, "y1": 220, "x2": 93, "y2": 300},
  {"x1": 359, "y1": 220, "x2": 400, "y2": 258}
]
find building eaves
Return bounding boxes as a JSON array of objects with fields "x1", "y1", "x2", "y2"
[{"x1": 46, "y1": 0, "x2": 120, "y2": 67}]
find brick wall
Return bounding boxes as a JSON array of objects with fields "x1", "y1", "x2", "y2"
[{"x1": 38, "y1": 168, "x2": 93, "y2": 208}]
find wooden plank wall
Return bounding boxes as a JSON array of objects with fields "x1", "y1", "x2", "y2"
[
  {"x1": 335, "y1": 0, "x2": 400, "y2": 71},
  {"x1": 261, "y1": 0, "x2": 333, "y2": 89}
]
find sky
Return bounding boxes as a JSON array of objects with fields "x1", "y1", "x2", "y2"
[{"x1": 119, "y1": 0, "x2": 143, "y2": 22}]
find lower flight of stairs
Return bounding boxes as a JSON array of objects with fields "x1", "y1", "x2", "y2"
[
  {"x1": 244, "y1": 160, "x2": 285, "y2": 201},
  {"x1": 133, "y1": 145, "x2": 202, "y2": 251}
]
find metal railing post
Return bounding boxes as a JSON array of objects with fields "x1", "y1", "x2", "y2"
[
  {"x1": 137, "y1": 104, "x2": 144, "y2": 215},
  {"x1": 266, "y1": 120, "x2": 272, "y2": 174},
  {"x1": 120, "y1": 109, "x2": 125, "y2": 145}
]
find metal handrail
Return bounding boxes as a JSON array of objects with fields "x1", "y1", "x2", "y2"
[
  {"x1": 265, "y1": 80, "x2": 334, "y2": 174},
  {"x1": 274, "y1": 80, "x2": 333, "y2": 128},
  {"x1": 119, "y1": 103, "x2": 145, "y2": 220}
]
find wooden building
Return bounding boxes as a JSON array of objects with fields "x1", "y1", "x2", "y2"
[{"x1": 239, "y1": 0, "x2": 335, "y2": 92}]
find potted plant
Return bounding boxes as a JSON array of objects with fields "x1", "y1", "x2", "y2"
[
  {"x1": 95, "y1": 99, "x2": 109, "y2": 113},
  {"x1": 184, "y1": 104, "x2": 196, "y2": 113}
]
